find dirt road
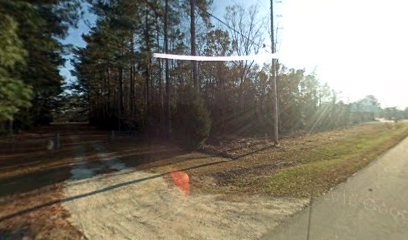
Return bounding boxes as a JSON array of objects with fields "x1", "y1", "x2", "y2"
[
  {"x1": 62, "y1": 138, "x2": 308, "y2": 240},
  {"x1": 262, "y1": 137, "x2": 408, "y2": 240}
]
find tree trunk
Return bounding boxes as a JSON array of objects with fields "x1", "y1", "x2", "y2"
[
  {"x1": 119, "y1": 66, "x2": 124, "y2": 130},
  {"x1": 130, "y1": 37, "x2": 135, "y2": 118},
  {"x1": 164, "y1": 0, "x2": 171, "y2": 137},
  {"x1": 144, "y1": 6, "x2": 151, "y2": 120},
  {"x1": 190, "y1": 0, "x2": 198, "y2": 90}
]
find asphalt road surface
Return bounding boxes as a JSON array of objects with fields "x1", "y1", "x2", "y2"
[{"x1": 262, "y1": 137, "x2": 408, "y2": 240}]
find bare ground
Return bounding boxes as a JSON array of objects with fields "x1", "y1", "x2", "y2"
[
  {"x1": 1, "y1": 122, "x2": 408, "y2": 239},
  {"x1": 61, "y1": 138, "x2": 307, "y2": 240},
  {"x1": 63, "y1": 168, "x2": 307, "y2": 240}
]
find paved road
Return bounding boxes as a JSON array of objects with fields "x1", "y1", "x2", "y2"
[{"x1": 263, "y1": 137, "x2": 408, "y2": 240}]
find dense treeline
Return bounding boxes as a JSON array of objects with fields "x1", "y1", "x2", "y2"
[
  {"x1": 73, "y1": 0, "x2": 398, "y2": 147},
  {"x1": 73, "y1": 0, "x2": 215, "y2": 147},
  {"x1": 0, "y1": 0, "x2": 80, "y2": 132},
  {"x1": 2, "y1": 0, "x2": 405, "y2": 145}
]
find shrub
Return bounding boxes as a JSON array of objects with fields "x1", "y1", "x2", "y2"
[{"x1": 173, "y1": 87, "x2": 211, "y2": 149}]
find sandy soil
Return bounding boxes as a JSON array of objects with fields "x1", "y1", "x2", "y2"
[{"x1": 62, "y1": 142, "x2": 308, "y2": 240}]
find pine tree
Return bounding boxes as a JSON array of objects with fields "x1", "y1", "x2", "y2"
[
  {"x1": 0, "y1": 14, "x2": 32, "y2": 122},
  {"x1": 0, "y1": 0, "x2": 80, "y2": 128}
]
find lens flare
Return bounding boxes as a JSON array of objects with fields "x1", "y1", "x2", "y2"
[{"x1": 170, "y1": 170, "x2": 190, "y2": 197}]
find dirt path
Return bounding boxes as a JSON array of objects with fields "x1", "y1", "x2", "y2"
[
  {"x1": 262, "y1": 137, "x2": 408, "y2": 240},
  {"x1": 62, "y1": 140, "x2": 308, "y2": 240}
]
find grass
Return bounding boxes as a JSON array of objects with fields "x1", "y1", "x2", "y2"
[
  {"x1": 265, "y1": 122, "x2": 408, "y2": 197},
  {"x1": 183, "y1": 121, "x2": 408, "y2": 198},
  {"x1": 2, "y1": 122, "x2": 408, "y2": 239}
]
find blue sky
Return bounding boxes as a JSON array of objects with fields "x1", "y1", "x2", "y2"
[
  {"x1": 59, "y1": 0, "x2": 408, "y2": 109},
  {"x1": 59, "y1": 2, "x2": 96, "y2": 86}
]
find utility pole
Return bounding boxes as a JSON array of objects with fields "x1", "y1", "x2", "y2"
[
  {"x1": 190, "y1": 0, "x2": 198, "y2": 90},
  {"x1": 271, "y1": 0, "x2": 279, "y2": 145}
]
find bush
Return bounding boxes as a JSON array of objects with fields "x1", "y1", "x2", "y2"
[{"x1": 173, "y1": 87, "x2": 211, "y2": 149}]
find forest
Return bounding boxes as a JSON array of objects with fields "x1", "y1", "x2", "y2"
[{"x1": 1, "y1": 0, "x2": 408, "y2": 148}]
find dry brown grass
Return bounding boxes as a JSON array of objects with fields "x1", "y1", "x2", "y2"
[
  {"x1": 179, "y1": 122, "x2": 408, "y2": 197},
  {"x1": 1, "y1": 122, "x2": 407, "y2": 239}
]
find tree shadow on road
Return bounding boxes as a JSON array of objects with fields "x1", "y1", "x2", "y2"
[{"x1": 0, "y1": 159, "x2": 227, "y2": 223}]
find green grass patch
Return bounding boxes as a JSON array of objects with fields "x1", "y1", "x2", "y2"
[{"x1": 267, "y1": 122, "x2": 408, "y2": 197}]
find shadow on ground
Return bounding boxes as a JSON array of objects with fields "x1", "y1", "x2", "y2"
[{"x1": 0, "y1": 124, "x2": 183, "y2": 198}]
